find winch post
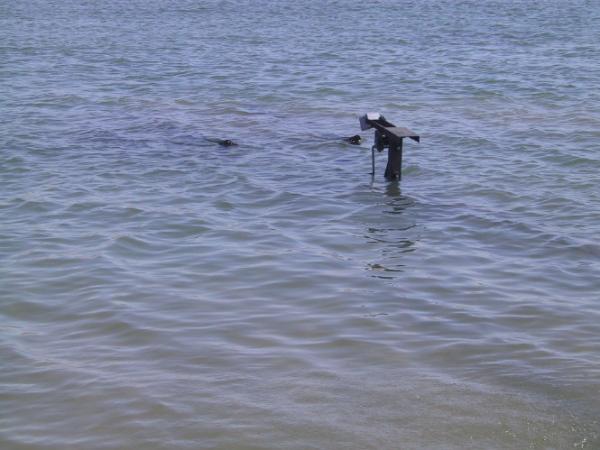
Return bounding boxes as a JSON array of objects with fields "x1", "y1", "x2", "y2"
[
  {"x1": 384, "y1": 138, "x2": 403, "y2": 180},
  {"x1": 359, "y1": 113, "x2": 419, "y2": 181}
]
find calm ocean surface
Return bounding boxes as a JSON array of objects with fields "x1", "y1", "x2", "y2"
[{"x1": 2, "y1": 0, "x2": 600, "y2": 448}]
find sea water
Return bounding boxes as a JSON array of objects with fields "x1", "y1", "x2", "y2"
[{"x1": 1, "y1": 0, "x2": 599, "y2": 448}]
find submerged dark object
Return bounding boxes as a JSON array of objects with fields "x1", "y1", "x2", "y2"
[
  {"x1": 359, "y1": 113, "x2": 420, "y2": 180},
  {"x1": 204, "y1": 137, "x2": 238, "y2": 147},
  {"x1": 343, "y1": 135, "x2": 362, "y2": 145}
]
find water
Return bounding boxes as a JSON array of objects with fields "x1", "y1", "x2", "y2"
[{"x1": 2, "y1": 0, "x2": 600, "y2": 448}]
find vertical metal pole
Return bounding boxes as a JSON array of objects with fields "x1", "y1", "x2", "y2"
[
  {"x1": 371, "y1": 145, "x2": 375, "y2": 175},
  {"x1": 398, "y1": 138, "x2": 403, "y2": 181},
  {"x1": 384, "y1": 138, "x2": 403, "y2": 180}
]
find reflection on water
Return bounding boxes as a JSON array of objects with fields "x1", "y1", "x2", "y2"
[{"x1": 365, "y1": 183, "x2": 418, "y2": 278}]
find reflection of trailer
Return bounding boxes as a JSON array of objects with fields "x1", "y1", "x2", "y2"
[{"x1": 360, "y1": 113, "x2": 420, "y2": 180}]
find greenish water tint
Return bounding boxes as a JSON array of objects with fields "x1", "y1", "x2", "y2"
[{"x1": 1, "y1": 0, "x2": 600, "y2": 448}]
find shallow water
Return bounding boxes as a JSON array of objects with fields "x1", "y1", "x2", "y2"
[{"x1": 2, "y1": 0, "x2": 600, "y2": 448}]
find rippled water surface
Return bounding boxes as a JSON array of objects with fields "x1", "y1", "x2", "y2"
[{"x1": 2, "y1": 1, "x2": 600, "y2": 448}]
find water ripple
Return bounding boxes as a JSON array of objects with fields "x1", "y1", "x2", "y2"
[{"x1": 2, "y1": 0, "x2": 600, "y2": 448}]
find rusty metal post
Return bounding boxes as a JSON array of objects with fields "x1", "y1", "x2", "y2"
[
  {"x1": 359, "y1": 113, "x2": 419, "y2": 181},
  {"x1": 384, "y1": 138, "x2": 403, "y2": 180}
]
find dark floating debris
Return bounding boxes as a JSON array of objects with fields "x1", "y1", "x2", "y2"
[
  {"x1": 359, "y1": 113, "x2": 420, "y2": 180},
  {"x1": 205, "y1": 137, "x2": 238, "y2": 147},
  {"x1": 343, "y1": 135, "x2": 362, "y2": 145},
  {"x1": 218, "y1": 139, "x2": 237, "y2": 147}
]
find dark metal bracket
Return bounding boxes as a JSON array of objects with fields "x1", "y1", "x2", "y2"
[{"x1": 359, "y1": 113, "x2": 420, "y2": 180}]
